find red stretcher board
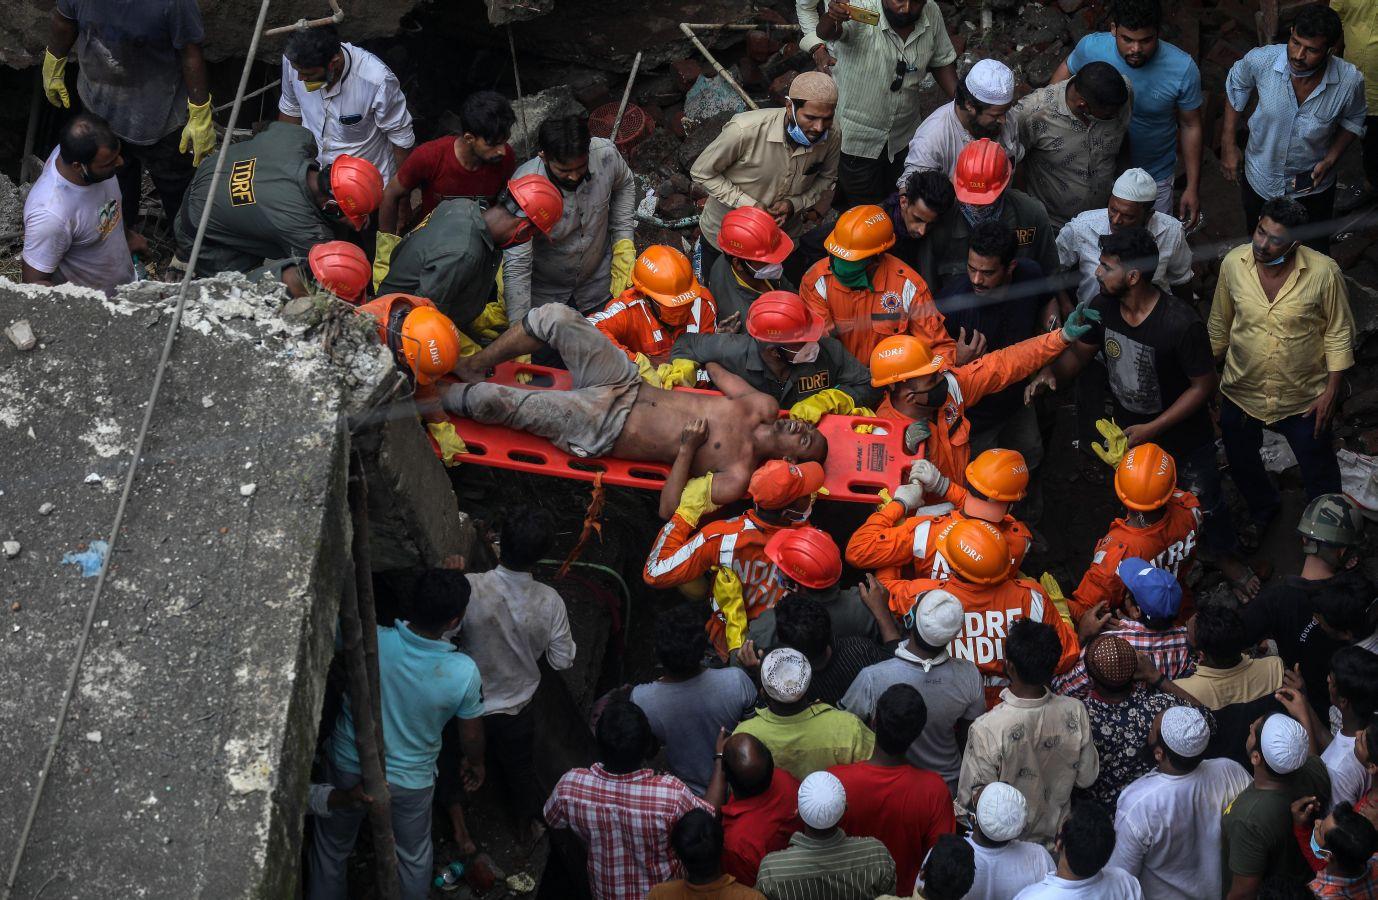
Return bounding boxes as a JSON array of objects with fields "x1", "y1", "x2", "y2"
[{"x1": 432, "y1": 361, "x2": 908, "y2": 504}]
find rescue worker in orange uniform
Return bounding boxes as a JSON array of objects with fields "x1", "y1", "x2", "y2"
[
  {"x1": 249, "y1": 240, "x2": 372, "y2": 303},
  {"x1": 588, "y1": 244, "x2": 719, "y2": 384},
  {"x1": 644, "y1": 456, "x2": 825, "y2": 659},
  {"x1": 356, "y1": 293, "x2": 465, "y2": 464},
  {"x1": 889, "y1": 518, "x2": 1083, "y2": 708},
  {"x1": 800, "y1": 203, "x2": 956, "y2": 366},
  {"x1": 845, "y1": 448, "x2": 1034, "y2": 581},
  {"x1": 1050, "y1": 443, "x2": 1202, "y2": 621},
  {"x1": 868, "y1": 304, "x2": 1098, "y2": 491}
]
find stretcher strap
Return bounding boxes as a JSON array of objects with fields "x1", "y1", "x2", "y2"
[{"x1": 558, "y1": 473, "x2": 606, "y2": 579}]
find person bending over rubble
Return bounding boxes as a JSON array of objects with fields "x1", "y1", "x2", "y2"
[{"x1": 442, "y1": 304, "x2": 828, "y2": 504}]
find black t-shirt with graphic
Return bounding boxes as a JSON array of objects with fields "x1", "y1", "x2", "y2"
[{"x1": 1080, "y1": 290, "x2": 1216, "y2": 457}]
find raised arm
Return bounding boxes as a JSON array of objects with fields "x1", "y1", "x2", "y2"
[{"x1": 704, "y1": 361, "x2": 772, "y2": 403}]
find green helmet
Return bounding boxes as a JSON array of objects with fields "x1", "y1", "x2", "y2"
[{"x1": 1297, "y1": 493, "x2": 1365, "y2": 548}]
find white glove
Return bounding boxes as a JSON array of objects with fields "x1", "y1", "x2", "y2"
[
  {"x1": 892, "y1": 467, "x2": 926, "y2": 512},
  {"x1": 911, "y1": 459, "x2": 949, "y2": 496}
]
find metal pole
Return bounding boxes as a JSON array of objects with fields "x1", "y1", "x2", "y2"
[
  {"x1": 679, "y1": 23, "x2": 758, "y2": 110},
  {"x1": 264, "y1": 0, "x2": 344, "y2": 36},
  {"x1": 343, "y1": 452, "x2": 400, "y2": 900},
  {"x1": 609, "y1": 52, "x2": 643, "y2": 147},
  {"x1": 20, "y1": 72, "x2": 42, "y2": 185}
]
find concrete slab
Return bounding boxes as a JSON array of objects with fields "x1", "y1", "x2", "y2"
[{"x1": 0, "y1": 274, "x2": 392, "y2": 898}]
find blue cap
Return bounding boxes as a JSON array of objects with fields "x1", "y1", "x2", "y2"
[{"x1": 1116, "y1": 557, "x2": 1182, "y2": 619}]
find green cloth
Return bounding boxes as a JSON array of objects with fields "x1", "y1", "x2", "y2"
[
  {"x1": 175, "y1": 122, "x2": 336, "y2": 277},
  {"x1": 755, "y1": 829, "x2": 897, "y2": 900},
  {"x1": 830, "y1": 255, "x2": 872, "y2": 290},
  {"x1": 1220, "y1": 757, "x2": 1332, "y2": 894},
  {"x1": 731, "y1": 702, "x2": 876, "y2": 781},
  {"x1": 378, "y1": 198, "x2": 499, "y2": 327}
]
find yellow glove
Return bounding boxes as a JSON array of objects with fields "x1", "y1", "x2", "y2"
[
  {"x1": 852, "y1": 406, "x2": 877, "y2": 434},
  {"x1": 42, "y1": 50, "x2": 70, "y2": 109},
  {"x1": 495, "y1": 263, "x2": 505, "y2": 307},
  {"x1": 658, "y1": 358, "x2": 699, "y2": 388},
  {"x1": 876, "y1": 487, "x2": 893, "y2": 510},
  {"x1": 179, "y1": 98, "x2": 216, "y2": 167},
  {"x1": 469, "y1": 300, "x2": 508, "y2": 343},
  {"x1": 675, "y1": 473, "x2": 718, "y2": 527},
  {"x1": 713, "y1": 566, "x2": 748, "y2": 652},
  {"x1": 609, "y1": 238, "x2": 636, "y2": 297},
  {"x1": 1091, "y1": 418, "x2": 1128, "y2": 467},
  {"x1": 426, "y1": 420, "x2": 467, "y2": 466},
  {"x1": 788, "y1": 388, "x2": 856, "y2": 424},
  {"x1": 373, "y1": 232, "x2": 401, "y2": 291},
  {"x1": 1039, "y1": 572, "x2": 1065, "y2": 601},
  {"x1": 515, "y1": 353, "x2": 533, "y2": 384},
  {"x1": 635, "y1": 352, "x2": 663, "y2": 388}
]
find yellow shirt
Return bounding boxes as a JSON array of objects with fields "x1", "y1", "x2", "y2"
[
  {"x1": 1334, "y1": 0, "x2": 1378, "y2": 110},
  {"x1": 1207, "y1": 244, "x2": 1354, "y2": 424},
  {"x1": 732, "y1": 703, "x2": 876, "y2": 781},
  {"x1": 1173, "y1": 656, "x2": 1284, "y2": 710}
]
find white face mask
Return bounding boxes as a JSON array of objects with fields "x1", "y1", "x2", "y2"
[
  {"x1": 750, "y1": 261, "x2": 785, "y2": 280},
  {"x1": 788, "y1": 342, "x2": 820, "y2": 364}
]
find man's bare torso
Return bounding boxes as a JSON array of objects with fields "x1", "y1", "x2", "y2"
[{"x1": 613, "y1": 386, "x2": 777, "y2": 476}]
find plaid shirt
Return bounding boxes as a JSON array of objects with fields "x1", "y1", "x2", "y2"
[
  {"x1": 543, "y1": 763, "x2": 714, "y2": 900},
  {"x1": 1054, "y1": 619, "x2": 1195, "y2": 697},
  {"x1": 1312, "y1": 858, "x2": 1378, "y2": 898}
]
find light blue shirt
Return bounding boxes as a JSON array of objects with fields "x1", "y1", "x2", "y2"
[
  {"x1": 332, "y1": 621, "x2": 485, "y2": 790},
  {"x1": 1067, "y1": 32, "x2": 1203, "y2": 181},
  {"x1": 1226, "y1": 44, "x2": 1368, "y2": 199}
]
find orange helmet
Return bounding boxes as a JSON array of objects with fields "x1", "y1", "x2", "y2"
[
  {"x1": 1115, "y1": 443, "x2": 1177, "y2": 511},
  {"x1": 765, "y1": 526, "x2": 842, "y2": 589},
  {"x1": 869, "y1": 334, "x2": 947, "y2": 386},
  {"x1": 939, "y1": 518, "x2": 1011, "y2": 585},
  {"x1": 824, "y1": 204, "x2": 895, "y2": 261},
  {"x1": 966, "y1": 449, "x2": 1029, "y2": 503},
  {"x1": 719, "y1": 206, "x2": 795, "y2": 264},
  {"x1": 507, "y1": 173, "x2": 564, "y2": 235},
  {"x1": 307, "y1": 241, "x2": 370, "y2": 303},
  {"x1": 398, "y1": 304, "x2": 462, "y2": 386},
  {"x1": 745, "y1": 291, "x2": 825, "y2": 343},
  {"x1": 953, "y1": 139, "x2": 1012, "y2": 205},
  {"x1": 633, "y1": 245, "x2": 702, "y2": 307},
  {"x1": 328, "y1": 155, "x2": 384, "y2": 229}
]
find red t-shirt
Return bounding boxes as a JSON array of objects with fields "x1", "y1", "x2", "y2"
[
  {"x1": 395, "y1": 136, "x2": 516, "y2": 222},
  {"x1": 830, "y1": 761, "x2": 955, "y2": 894},
  {"x1": 720, "y1": 768, "x2": 802, "y2": 887}
]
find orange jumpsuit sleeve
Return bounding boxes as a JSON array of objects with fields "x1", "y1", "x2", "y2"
[
  {"x1": 953, "y1": 331, "x2": 1068, "y2": 408},
  {"x1": 643, "y1": 515, "x2": 724, "y2": 587},
  {"x1": 884, "y1": 575, "x2": 942, "y2": 619},
  {"x1": 905, "y1": 277, "x2": 957, "y2": 363},
  {"x1": 844, "y1": 501, "x2": 920, "y2": 570},
  {"x1": 800, "y1": 260, "x2": 836, "y2": 331},
  {"x1": 588, "y1": 294, "x2": 641, "y2": 360},
  {"x1": 1026, "y1": 578, "x2": 1082, "y2": 674},
  {"x1": 1068, "y1": 536, "x2": 1131, "y2": 620}
]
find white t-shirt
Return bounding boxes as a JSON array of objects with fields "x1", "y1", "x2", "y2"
[
  {"x1": 1012, "y1": 867, "x2": 1143, "y2": 899},
  {"x1": 1108, "y1": 758, "x2": 1252, "y2": 900},
  {"x1": 1323, "y1": 732, "x2": 1371, "y2": 807},
  {"x1": 967, "y1": 837, "x2": 1056, "y2": 900},
  {"x1": 279, "y1": 43, "x2": 415, "y2": 184},
  {"x1": 22, "y1": 148, "x2": 134, "y2": 295}
]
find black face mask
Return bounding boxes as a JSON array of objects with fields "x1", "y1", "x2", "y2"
[{"x1": 914, "y1": 377, "x2": 949, "y2": 408}]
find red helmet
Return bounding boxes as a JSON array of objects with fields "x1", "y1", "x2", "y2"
[
  {"x1": 328, "y1": 155, "x2": 384, "y2": 230},
  {"x1": 507, "y1": 174, "x2": 564, "y2": 235},
  {"x1": 765, "y1": 526, "x2": 842, "y2": 589},
  {"x1": 718, "y1": 206, "x2": 795, "y2": 265},
  {"x1": 307, "y1": 241, "x2": 370, "y2": 303},
  {"x1": 746, "y1": 291, "x2": 825, "y2": 344},
  {"x1": 953, "y1": 139, "x2": 1012, "y2": 205}
]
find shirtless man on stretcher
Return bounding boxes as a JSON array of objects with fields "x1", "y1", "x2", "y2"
[{"x1": 443, "y1": 304, "x2": 828, "y2": 504}]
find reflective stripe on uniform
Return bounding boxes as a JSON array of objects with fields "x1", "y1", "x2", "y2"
[
  {"x1": 687, "y1": 296, "x2": 704, "y2": 334},
  {"x1": 586, "y1": 301, "x2": 626, "y2": 325},
  {"x1": 944, "y1": 371, "x2": 963, "y2": 407},
  {"x1": 900, "y1": 279, "x2": 917, "y2": 313},
  {"x1": 814, "y1": 275, "x2": 828, "y2": 300},
  {"x1": 911, "y1": 519, "x2": 932, "y2": 557},
  {"x1": 645, "y1": 520, "x2": 709, "y2": 578},
  {"x1": 1030, "y1": 588, "x2": 1045, "y2": 623}
]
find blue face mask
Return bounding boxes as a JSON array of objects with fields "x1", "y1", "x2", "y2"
[
  {"x1": 787, "y1": 106, "x2": 829, "y2": 147},
  {"x1": 960, "y1": 198, "x2": 1004, "y2": 227},
  {"x1": 1310, "y1": 828, "x2": 1331, "y2": 861},
  {"x1": 1253, "y1": 240, "x2": 1297, "y2": 267}
]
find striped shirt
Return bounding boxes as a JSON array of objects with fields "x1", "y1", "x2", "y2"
[
  {"x1": 1225, "y1": 44, "x2": 1368, "y2": 199},
  {"x1": 755, "y1": 829, "x2": 897, "y2": 900},
  {"x1": 826, "y1": 0, "x2": 957, "y2": 159},
  {"x1": 1054, "y1": 618, "x2": 1195, "y2": 698}
]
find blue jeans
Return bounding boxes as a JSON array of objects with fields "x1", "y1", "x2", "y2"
[
  {"x1": 1177, "y1": 440, "x2": 1235, "y2": 554},
  {"x1": 1219, "y1": 396, "x2": 1341, "y2": 525}
]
